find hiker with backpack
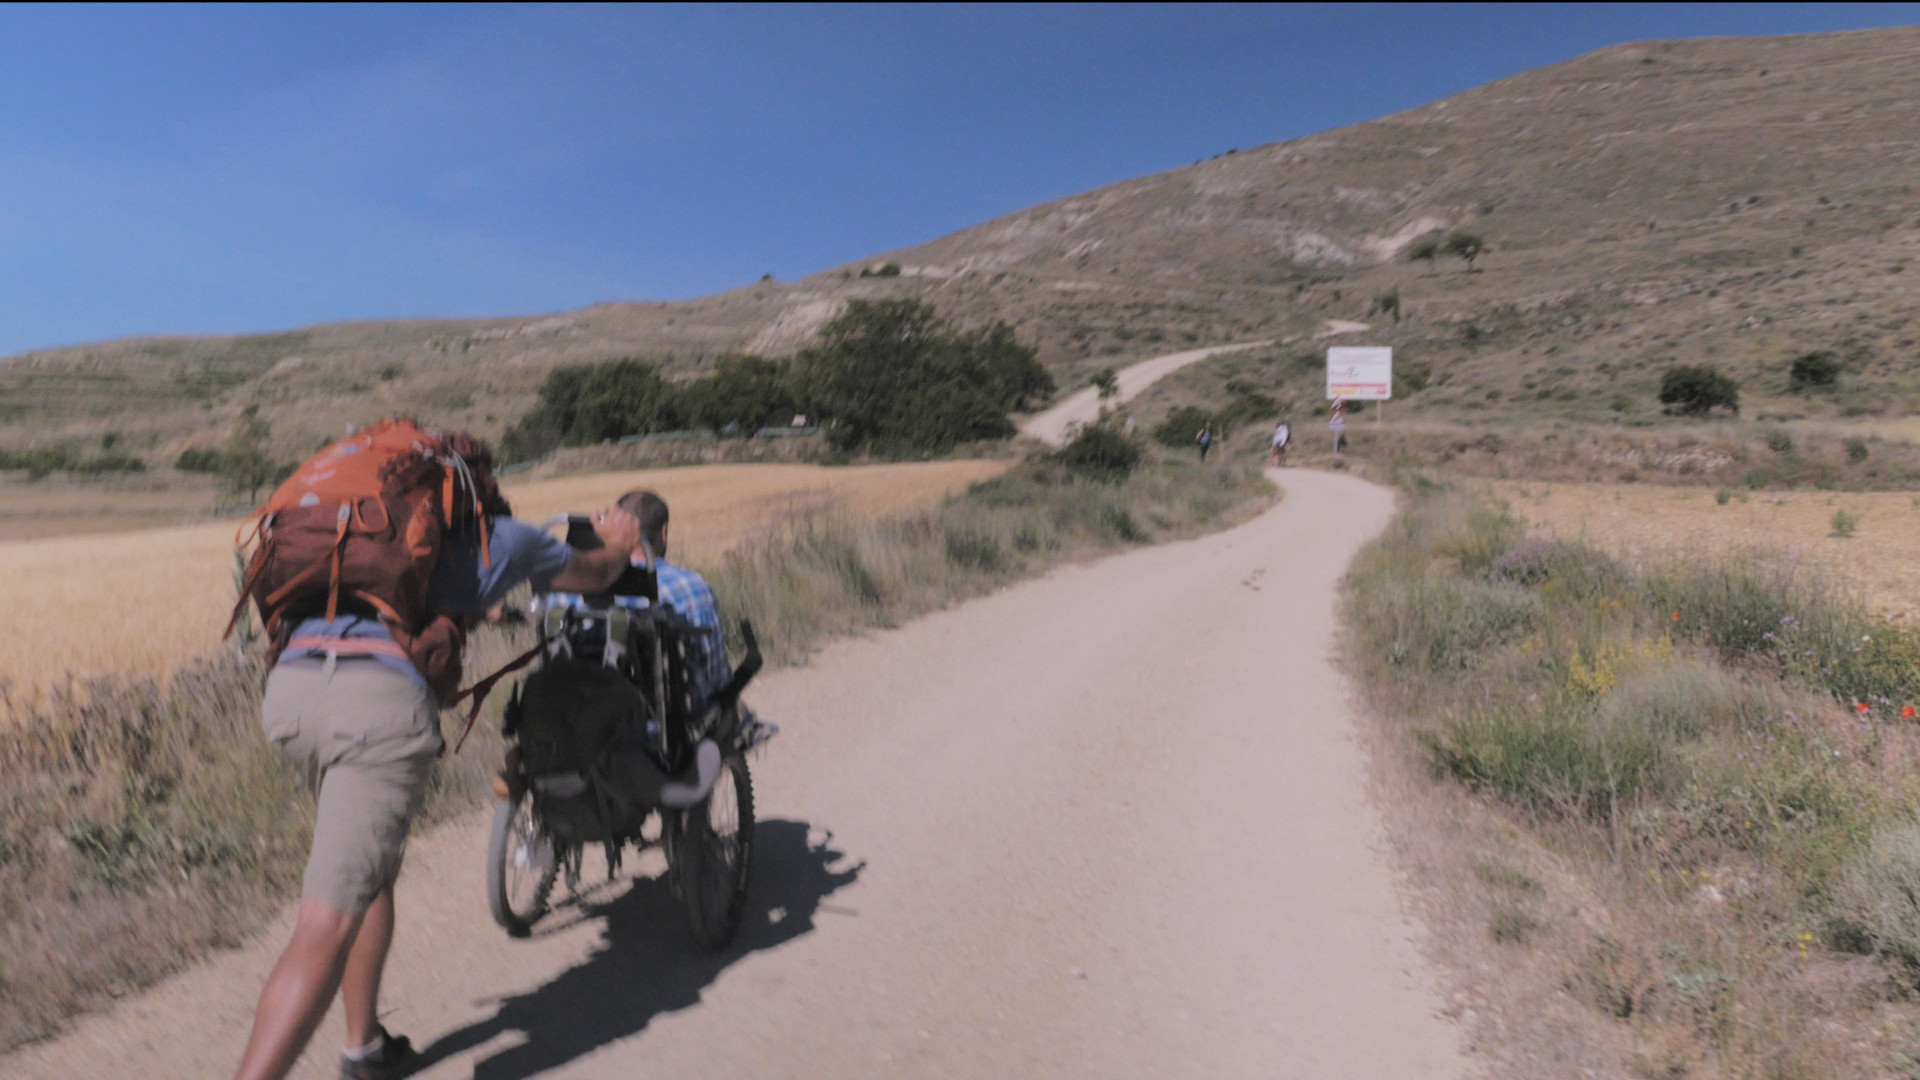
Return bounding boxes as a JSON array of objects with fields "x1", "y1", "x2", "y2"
[{"x1": 228, "y1": 420, "x2": 642, "y2": 1080}]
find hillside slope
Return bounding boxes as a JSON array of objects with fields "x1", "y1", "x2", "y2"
[{"x1": 3, "y1": 27, "x2": 1915, "y2": 461}]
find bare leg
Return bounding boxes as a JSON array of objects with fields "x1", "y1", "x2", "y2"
[
  {"x1": 233, "y1": 898, "x2": 365, "y2": 1080},
  {"x1": 341, "y1": 880, "x2": 397, "y2": 1050}
]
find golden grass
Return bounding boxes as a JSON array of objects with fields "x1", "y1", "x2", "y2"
[
  {"x1": 0, "y1": 482, "x2": 227, "y2": 541},
  {"x1": 0, "y1": 460, "x2": 1007, "y2": 698},
  {"x1": 1481, "y1": 479, "x2": 1920, "y2": 624}
]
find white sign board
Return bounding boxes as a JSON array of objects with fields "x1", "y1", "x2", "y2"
[{"x1": 1327, "y1": 346, "x2": 1393, "y2": 401}]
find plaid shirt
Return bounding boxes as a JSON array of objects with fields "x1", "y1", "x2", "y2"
[{"x1": 552, "y1": 559, "x2": 732, "y2": 712}]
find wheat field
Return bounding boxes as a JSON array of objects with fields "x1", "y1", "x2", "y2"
[
  {"x1": 1482, "y1": 479, "x2": 1920, "y2": 624},
  {"x1": 0, "y1": 460, "x2": 1007, "y2": 697}
]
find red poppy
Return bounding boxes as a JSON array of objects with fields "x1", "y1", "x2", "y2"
[
  {"x1": 1671, "y1": 611, "x2": 1681, "y2": 622},
  {"x1": 1857, "y1": 702, "x2": 1871, "y2": 715},
  {"x1": 1905, "y1": 706, "x2": 1916, "y2": 720}
]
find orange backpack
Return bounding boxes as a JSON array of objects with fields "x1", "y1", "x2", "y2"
[{"x1": 227, "y1": 418, "x2": 514, "y2": 706}]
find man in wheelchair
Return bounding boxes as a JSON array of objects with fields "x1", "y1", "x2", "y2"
[{"x1": 535, "y1": 489, "x2": 763, "y2": 809}]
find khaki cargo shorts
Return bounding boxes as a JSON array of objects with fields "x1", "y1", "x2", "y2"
[{"x1": 261, "y1": 660, "x2": 443, "y2": 915}]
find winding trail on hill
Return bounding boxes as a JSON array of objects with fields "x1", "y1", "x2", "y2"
[
  {"x1": 4, "y1": 468, "x2": 1465, "y2": 1080},
  {"x1": 1020, "y1": 322, "x2": 1370, "y2": 447},
  {"x1": 1019, "y1": 341, "x2": 1270, "y2": 446}
]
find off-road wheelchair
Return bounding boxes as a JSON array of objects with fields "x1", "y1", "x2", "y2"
[{"x1": 485, "y1": 515, "x2": 768, "y2": 946}]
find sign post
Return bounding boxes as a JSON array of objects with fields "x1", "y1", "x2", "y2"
[
  {"x1": 1326, "y1": 346, "x2": 1393, "y2": 402},
  {"x1": 1327, "y1": 346, "x2": 1392, "y2": 438}
]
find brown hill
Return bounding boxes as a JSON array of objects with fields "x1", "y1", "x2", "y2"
[{"x1": 3, "y1": 26, "x2": 1916, "y2": 464}]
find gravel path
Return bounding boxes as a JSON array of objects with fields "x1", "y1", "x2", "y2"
[
  {"x1": 1018, "y1": 342, "x2": 1269, "y2": 446},
  {"x1": 3, "y1": 468, "x2": 1465, "y2": 1080},
  {"x1": 1019, "y1": 323, "x2": 1371, "y2": 448}
]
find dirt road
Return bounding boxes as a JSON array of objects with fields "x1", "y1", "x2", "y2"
[
  {"x1": 1019, "y1": 323, "x2": 1371, "y2": 448},
  {"x1": 3, "y1": 469, "x2": 1465, "y2": 1079},
  {"x1": 1019, "y1": 341, "x2": 1269, "y2": 446}
]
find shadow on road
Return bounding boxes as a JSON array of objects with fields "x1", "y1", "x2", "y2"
[{"x1": 418, "y1": 819, "x2": 862, "y2": 1079}]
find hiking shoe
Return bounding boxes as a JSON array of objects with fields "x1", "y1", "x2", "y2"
[{"x1": 339, "y1": 1027, "x2": 418, "y2": 1080}]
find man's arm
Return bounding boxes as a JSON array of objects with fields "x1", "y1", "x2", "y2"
[{"x1": 547, "y1": 508, "x2": 642, "y2": 593}]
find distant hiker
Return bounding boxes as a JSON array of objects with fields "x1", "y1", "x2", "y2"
[
  {"x1": 1269, "y1": 420, "x2": 1291, "y2": 467},
  {"x1": 227, "y1": 420, "x2": 641, "y2": 1080},
  {"x1": 1328, "y1": 402, "x2": 1348, "y2": 454},
  {"x1": 1196, "y1": 422, "x2": 1214, "y2": 462}
]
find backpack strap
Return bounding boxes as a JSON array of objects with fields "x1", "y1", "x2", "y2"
[{"x1": 446, "y1": 641, "x2": 545, "y2": 754}]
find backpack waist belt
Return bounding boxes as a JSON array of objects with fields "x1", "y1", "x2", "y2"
[{"x1": 283, "y1": 636, "x2": 411, "y2": 662}]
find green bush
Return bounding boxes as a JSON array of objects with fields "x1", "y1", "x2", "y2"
[
  {"x1": 1765, "y1": 430, "x2": 1794, "y2": 454},
  {"x1": 1659, "y1": 364, "x2": 1741, "y2": 416},
  {"x1": 1054, "y1": 424, "x2": 1142, "y2": 482},
  {"x1": 1789, "y1": 350, "x2": 1841, "y2": 390},
  {"x1": 1831, "y1": 509, "x2": 1859, "y2": 537},
  {"x1": 175, "y1": 446, "x2": 225, "y2": 473},
  {"x1": 1421, "y1": 700, "x2": 1669, "y2": 819},
  {"x1": 1844, "y1": 436, "x2": 1871, "y2": 462},
  {"x1": 1153, "y1": 405, "x2": 1216, "y2": 447}
]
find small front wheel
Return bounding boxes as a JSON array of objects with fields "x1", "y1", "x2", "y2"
[
  {"x1": 669, "y1": 754, "x2": 755, "y2": 949},
  {"x1": 487, "y1": 792, "x2": 556, "y2": 938}
]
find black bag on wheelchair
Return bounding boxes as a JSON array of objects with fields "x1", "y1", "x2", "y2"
[{"x1": 510, "y1": 656, "x2": 644, "y2": 776}]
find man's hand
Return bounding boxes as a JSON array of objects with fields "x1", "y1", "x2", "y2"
[
  {"x1": 548, "y1": 506, "x2": 643, "y2": 593},
  {"x1": 594, "y1": 506, "x2": 641, "y2": 556}
]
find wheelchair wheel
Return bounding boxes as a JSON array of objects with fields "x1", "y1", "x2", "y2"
[
  {"x1": 487, "y1": 792, "x2": 557, "y2": 938},
  {"x1": 669, "y1": 753, "x2": 754, "y2": 949}
]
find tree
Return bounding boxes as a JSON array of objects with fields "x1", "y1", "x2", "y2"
[
  {"x1": 222, "y1": 405, "x2": 278, "y2": 502},
  {"x1": 568, "y1": 360, "x2": 682, "y2": 444},
  {"x1": 499, "y1": 358, "x2": 682, "y2": 461},
  {"x1": 795, "y1": 298, "x2": 1028, "y2": 452},
  {"x1": 971, "y1": 322, "x2": 1055, "y2": 411},
  {"x1": 1658, "y1": 364, "x2": 1740, "y2": 416},
  {"x1": 680, "y1": 353, "x2": 798, "y2": 432},
  {"x1": 1788, "y1": 350, "x2": 1841, "y2": 391},
  {"x1": 1444, "y1": 229, "x2": 1487, "y2": 271}
]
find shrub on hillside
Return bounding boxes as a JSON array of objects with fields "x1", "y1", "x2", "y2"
[
  {"x1": 1658, "y1": 364, "x2": 1740, "y2": 416},
  {"x1": 1054, "y1": 424, "x2": 1142, "y2": 482},
  {"x1": 1789, "y1": 350, "x2": 1842, "y2": 391},
  {"x1": 74, "y1": 452, "x2": 144, "y2": 475},
  {"x1": 175, "y1": 446, "x2": 224, "y2": 473},
  {"x1": 1153, "y1": 405, "x2": 1217, "y2": 447},
  {"x1": 1444, "y1": 229, "x2": 1488, "y2": 270}
]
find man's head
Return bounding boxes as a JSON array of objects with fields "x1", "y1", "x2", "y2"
[{"x1": 616, "y1": 489, "x2": 670, "y2": 558}]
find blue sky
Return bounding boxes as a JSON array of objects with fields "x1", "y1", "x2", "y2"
[{"x1": 2, "y1": 3, "x2": 1916, "y2": 356}]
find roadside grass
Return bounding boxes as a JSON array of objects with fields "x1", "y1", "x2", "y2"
[
  {"x1": 0, "y1": 443, "x2": 1271, "y2": 1052},
  {"x1": 1347, "y1": 479, "x2": 1920, "y2": 1077}
]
